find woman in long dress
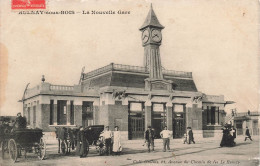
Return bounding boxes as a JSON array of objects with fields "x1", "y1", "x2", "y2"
[{"x1": 112, "y1": 126, "x2": 122, "y2": 155}]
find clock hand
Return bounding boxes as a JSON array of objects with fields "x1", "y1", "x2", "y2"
[
  {"x1": 152, "y1": 34, "x2": 159, "y2": 38},
  {"x1": 142, "y1": 34, "x2": 148, "y2": 40}
]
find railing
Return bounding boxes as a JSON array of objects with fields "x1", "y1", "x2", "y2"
[
  {"x1": 113, "y1": 64, "x2": 147, "y2": 73},
  {"x1": 162, "y1": 69, "x2": 192, "y2": 78},
  {"x1": 235, "y1": 112, "x2": 259, "y2": 117},
  {"x1": 50, "y1": 85, "x2": 74, "y2": 91},
  {"x1": 83, "y1": 63, "x2": 193, "y2": 79},
  {"x1": 83, "y1": 64, "x2": 113, "y2": 79}
]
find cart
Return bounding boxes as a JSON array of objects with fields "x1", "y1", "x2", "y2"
[{"x1": 1, "y1": 128, "x2": 46, "y2": 163}]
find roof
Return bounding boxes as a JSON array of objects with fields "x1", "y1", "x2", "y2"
[
  {"x1": 140, "y1": 4, "x2": 164, "y2": 30},
  {"x1": 85, "y1": 72, "x2": 198, "y2": 92}
]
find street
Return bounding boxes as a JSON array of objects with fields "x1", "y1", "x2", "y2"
[{"x1": 0, "y1": 136, "x2": 259, "y2": 166}]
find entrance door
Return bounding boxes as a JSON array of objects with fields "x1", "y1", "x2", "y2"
[
  {"x1": 152, "y1": 103, "x2": 167, "y2": 138},
  {"x1": 253, "y1": 120, "x2": 258, "y2": 135},
  {"x1": 173, "y1": 116, "x2": 185, "y2": 138},
  {"x1": 129, "y1": 117, "x2": 144, "y2": 139},
  {"x1": 235, "y1": 120, "x2": 243, "y2": 135},
  {"x1": 82, "y1": 101, "x2": 94, "y2": 128},
  {"x1": 172, "y1": 104, "x2": 186, "y2": 138},
  {"x1": 57, "y1": 100, "x2": 67, "y2": 125},
  {"x1": 128, "y1": 102, "x2": 145, "y2": 140}
]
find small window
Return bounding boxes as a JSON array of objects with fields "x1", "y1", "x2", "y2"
[
  {"x1": 174, "y1": 104, "x2": 184, "y2": 112},
  {"x1": 130, "y1": 103, "x2": 143, "y2": 112},
  {"x1": 153, "y1": 103, "x2": 164, "y2": 112}
]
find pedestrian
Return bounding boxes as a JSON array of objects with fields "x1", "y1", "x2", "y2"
[
  {"x1": 188, "y1": 127, "x2": 195, "y2": 144},
  {"x1": 160, "y1": 126, "x2": 171, "y2": 152},
  {"x1": 76, "y1": 126, "x2": 88, "y2": 158},
  {"x1": 144, "y1": 126, "x2": 155, "y2": 152},
  {"x1": 220, "y1": 125, "x2": 229, "y2": 147},
  {"x1": 102, "y1": 126, "x2": 113, "y2": 155},
  {"x1": 112, "y1": 126, "x2": 122, "y2": 155},
  {"x1": 231, "y1": 126, "x2": 236, "y2": 139},
  {"x1": 183, "y1": 133, "x2": 188, "y2": 144},
  {"x1": 244, "y1": 127, "x2": 253, "y2": 141}
]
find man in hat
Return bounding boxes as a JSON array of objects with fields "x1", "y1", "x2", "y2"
[
  {"x1": 101, "y1": 126, "x2": 113, "y2": 155},
  {"x1": 244, "y1": 127, "x2": 253, "y2": 141},
  {"x1": 144, "y1": 126, "x2": 155, "y2": 152},
  {"x1": 76, "y1": 126, "x2": 88, "y2": 158},
  {"x1": 188, "y1": 127, "x2": 195, "y2": 144},
  {"x1": 13, "y1": 112, "x2": 27, "y2": 129}
]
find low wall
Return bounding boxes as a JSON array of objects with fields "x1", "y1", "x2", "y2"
[{"x1": 203, "y1": 130, "x2": 222, "y2": 140}]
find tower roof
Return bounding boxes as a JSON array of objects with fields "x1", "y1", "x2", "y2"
[{"x1": 140, "y1": 4, "x2": 164, "y2": 30}]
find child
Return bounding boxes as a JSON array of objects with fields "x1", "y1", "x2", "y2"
[{"x1": 183, "y1": 133, "x2": 188, "y2": 144}]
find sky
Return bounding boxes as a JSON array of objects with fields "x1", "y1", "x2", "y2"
[{"x1": 0, "y1": 0, "x2": 259, "y2": 116}]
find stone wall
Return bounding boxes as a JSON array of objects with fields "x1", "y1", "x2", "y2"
[
  {"x1": 107, "y1": 104, "x2": 128, "y2": 131},
  {"x1": 74, "y1": 105, "x2": 82, "y2": 127},
  {"x1": 186, "y1": 104, "x2": 203, "y2": 130}
]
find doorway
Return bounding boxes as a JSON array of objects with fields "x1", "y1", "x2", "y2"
[
  {"x1": 82, "y1": 101, "x2": 94, "y2": 128},
  {"x1": 152, "y1": 103, "x2": 166, "y2": 139},
  {"x1": 57, "y1": 100, "x2": 67, "y2": 125},
  {"x1": 128, "y1": 102, "x2": 145, "y2": 140},
  {"x1": 172, "y1": 104, "x2": 186, "y2": 138}
]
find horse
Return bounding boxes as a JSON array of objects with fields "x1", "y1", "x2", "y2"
[{"x1": 55, "y1": 127, "x2": 77, "y2": 155}]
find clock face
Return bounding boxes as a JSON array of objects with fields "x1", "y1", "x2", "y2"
[
  {"x1": 151, "y1": 29, "x2": 162, "y2": 42},
  {"x1": 142, "y1": 29, "x2": 150, "y2": 43}
]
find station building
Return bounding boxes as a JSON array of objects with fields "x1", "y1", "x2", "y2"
[
  {"x1": 228, "y1": 111, "x2": 259, "y2": 136},
  {"x1": 21, "y1": 5, "x2": 233, "y2": 140}
]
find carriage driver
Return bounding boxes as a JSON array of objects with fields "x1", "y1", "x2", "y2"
[{"x1": 13, "y1": 112, "x2": 27, "y2": 129}]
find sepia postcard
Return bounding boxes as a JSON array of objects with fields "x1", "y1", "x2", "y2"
[{"x1": 0, "y1": 0, "x2": 259, "y2": 165}]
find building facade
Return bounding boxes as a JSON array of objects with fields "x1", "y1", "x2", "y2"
[
  {"x1": 229, "y1": 111, "x2": 259, "y2": 136},
  {"x1": 22, "y1": 5, "x2": 232, "y2": 140}
]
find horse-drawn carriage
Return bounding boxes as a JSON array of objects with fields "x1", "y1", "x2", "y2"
[
  {"x1": 0, "y1": 128, "x2": 46, "y2": 163},
  {"x1": 55, "y1": 125, "x2": 105, "y2": 156}
]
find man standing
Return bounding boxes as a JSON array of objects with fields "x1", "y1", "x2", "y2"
[
  {"x1": 188, "y1": 127, "x2": 195, "y2": 144},
  {"x1": 76, "y1": 126, "x2": 88, "y2": 158},
  {"x1": 244, "y1": 127, "x2": 253, "y2": 141},
  {"x1": 101, "y1": 126, "x2": 113, "y2": 155},
  {"x1": 160, "y1": 126, "x2": 171, "y2": 152},
  {"x1": 144, "y1": 126, "x2": 155, "y2": 152}
]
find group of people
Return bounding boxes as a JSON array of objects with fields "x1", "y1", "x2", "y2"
[
  {"x1": 100, "y1": 126, "x2": 122, "y2": 156},
  {"x1": 144, "y1": 126, "x2": 178, "y2": 152},
  {"x1": 144, "y1": 126, "x2": 196, "y2": 153},
  {"x1": 183, "y1": 127, "x2": 195, "y2": 144},
  {"x1": 220, "y1": 125, "x2": 236, "y2": 147},
  {"x1": 77, "y1": 125, "x2": 123, "y2": 158},
  {"x1": 7, "y1": 113, "x2": 254, "y2": 158}
]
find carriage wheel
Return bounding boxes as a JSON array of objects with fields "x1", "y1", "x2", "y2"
[
  {"x1": 61, "y1": 141, "x2": 67, "y2": 155},
  {"x1": 1, "y1": 141, "x2": 8, "y2": 159},
  {"x1": 8, "y1": 139, "x2": 18, "y2": 163},
  {"x1": 37, "y1": 138, "x2": 46, "y2": 160}
]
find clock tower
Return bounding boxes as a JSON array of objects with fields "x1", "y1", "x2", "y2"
[{"x1": 140, "y1": 4, "x2": 164, "y2": 79}]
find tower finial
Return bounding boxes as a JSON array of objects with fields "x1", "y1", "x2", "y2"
[{"x1": 139, "y1": 3, "x2": 164, "y2": 30}]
